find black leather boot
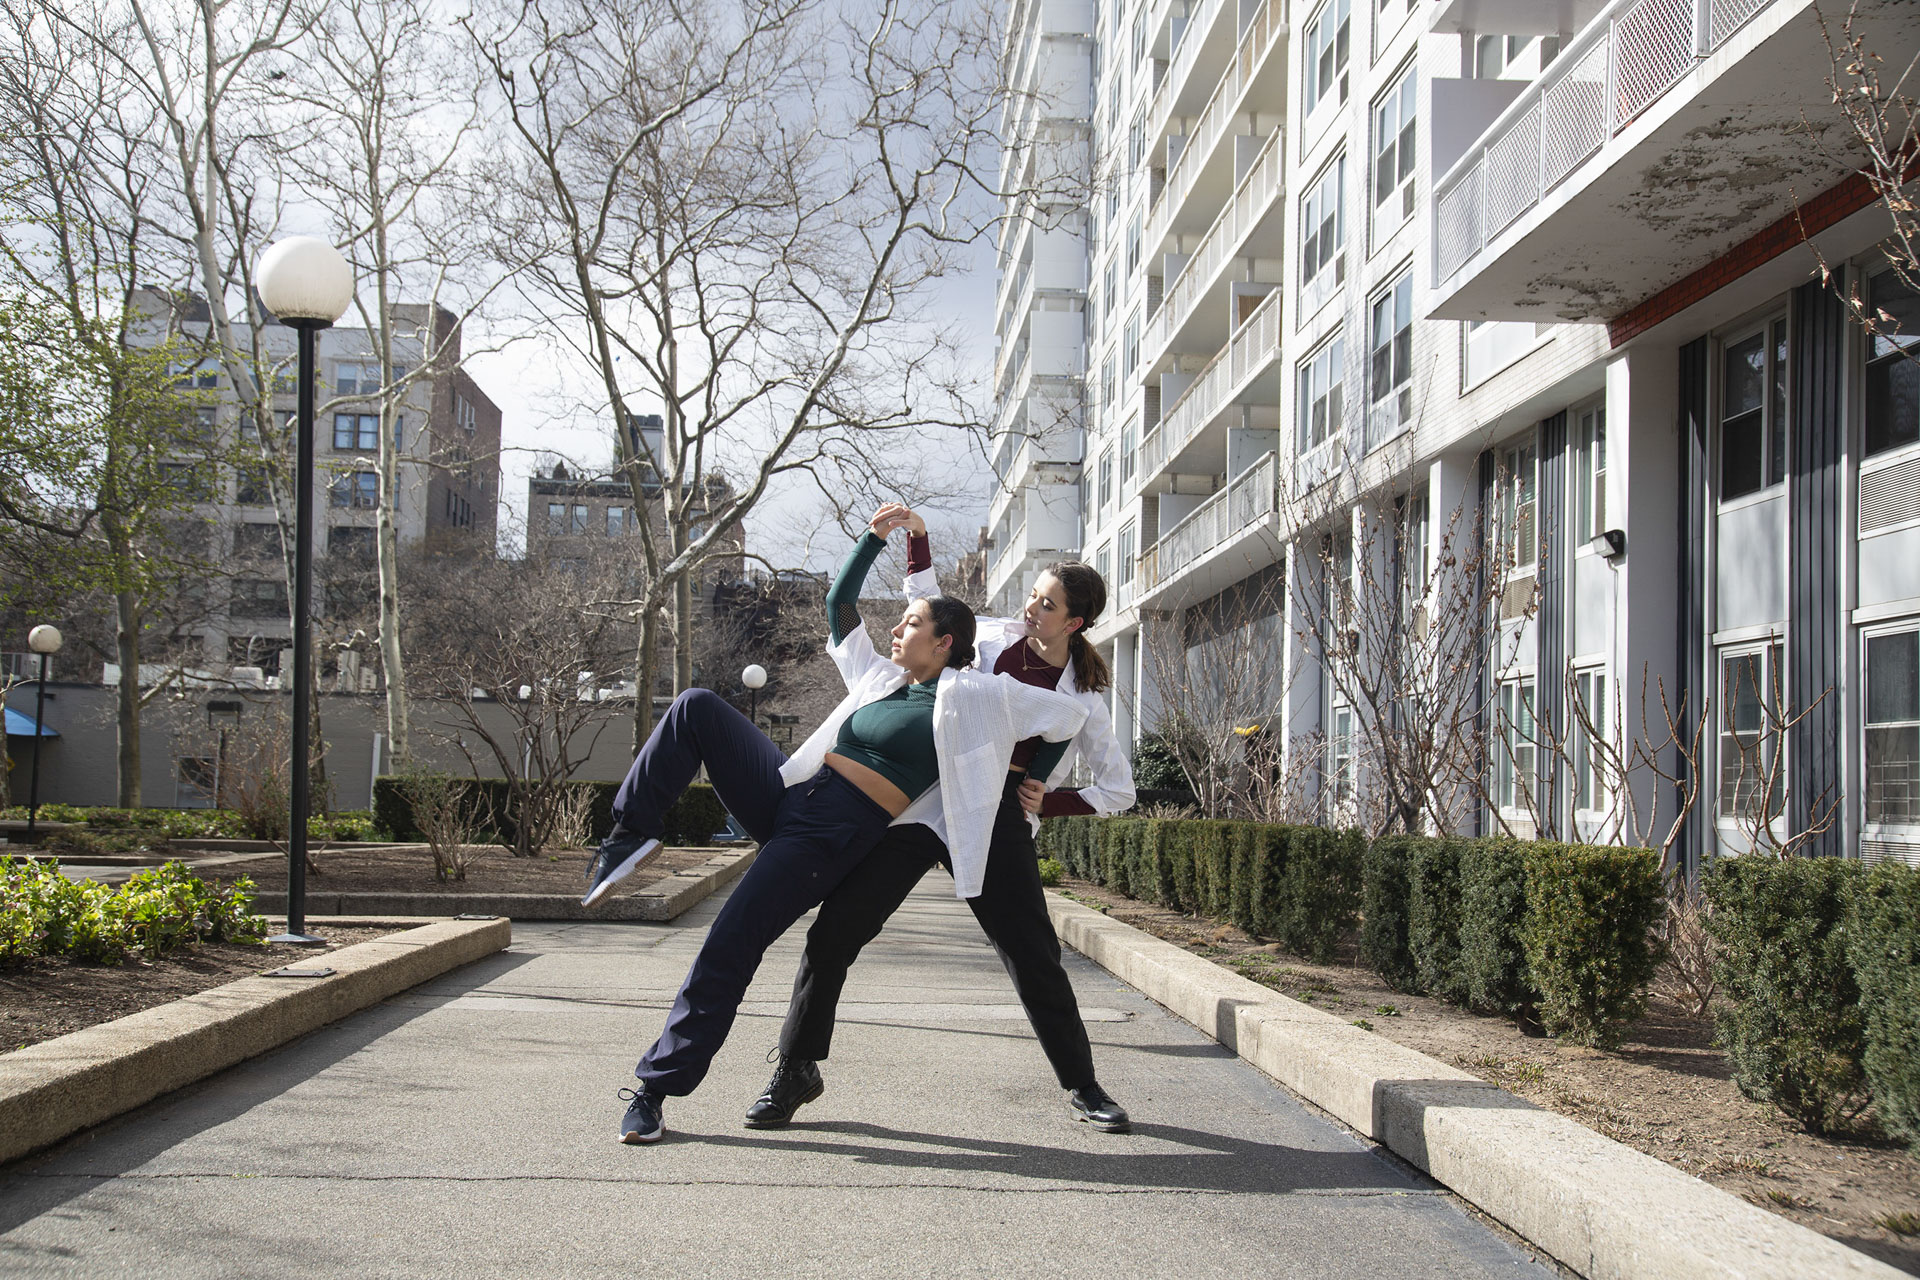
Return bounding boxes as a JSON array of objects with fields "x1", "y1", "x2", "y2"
[
  {"x1": 744, "y1": 1057, "x2": 824, "y2": 1128},
  {"x1": 1069, "y1": 1082, "x2": 1131, "y2": 1133}
]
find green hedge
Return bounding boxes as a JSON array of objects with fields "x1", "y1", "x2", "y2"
[
  {"x1": 1853, "y1": 861, "x2": 1920, "y2": 1148},
  {"x1": 1704, "y1": 855, "x2": 1868, "y2": 1132},
  {"x1": 1458, "y1": 840, "x2": 1532, "y2": 1017},
  {"x1": 371, "y1": 776, "x2": 728, "y2": 849},
  {"x1": 1408, "y1": 837, "x2": 1470, "y2": 1004},
  {"x1": 1524, "y1": 843, "x2": 1664, "y2": 1048},
  {"x1": 1361, "y1": 836, "x2": 1419, "y2": 989},
  {"x1": 1, "y1": 857, "x2": 265, "y2": 966}
]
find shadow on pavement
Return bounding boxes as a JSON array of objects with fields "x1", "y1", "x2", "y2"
[{"x1": 0, "y1": 948, "x2": 534, "y2": 1239}]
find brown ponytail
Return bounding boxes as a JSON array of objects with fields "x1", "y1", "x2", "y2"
[{"x1": 1044, "y1": 560, "x2": 1112, "y2": 694}]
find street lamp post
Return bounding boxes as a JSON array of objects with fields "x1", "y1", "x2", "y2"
[
  {"x1": 741, "y1": 663, "x2": 767, "y2": 725},
  {"x1": 24, "y1": 625, "x2": 62, "y2": 842},
  {"x1": 256, "y1": 236, "x2": 354, "y2": 946}
]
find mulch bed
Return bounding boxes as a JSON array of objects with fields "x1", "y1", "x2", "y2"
[
  {"x1": 1054, "y1": 875, "x2": 1920, "y2": 1275},
  {"x1": 0, "y1": 927, "x2": 398, "y2": 1055},
  {"x1": 193, "y1": 842, "x2": 729, "y2": 894}
]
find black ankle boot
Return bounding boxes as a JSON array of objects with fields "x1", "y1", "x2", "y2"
[
  {"x1": 1069, "y1": 1082, "x2": 1130, "y2": 1132},
  {"x1": 744, "y1": 1057, "x2": 824, "y2": 1129}
]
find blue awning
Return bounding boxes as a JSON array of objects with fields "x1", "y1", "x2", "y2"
[{"x1": 4, "y1": 707, "x2": 56, "y2": 737}]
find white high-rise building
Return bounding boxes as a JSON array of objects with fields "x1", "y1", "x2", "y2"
[{"x1": 990, "y1": 0, "x2": 1920, "y2": 866}]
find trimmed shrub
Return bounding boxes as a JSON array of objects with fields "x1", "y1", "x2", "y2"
[
  {"x1": 1160, "y1": 820, "x2": 1197, "y2": 912},
  {"x1": 1361, "y1": 836, "x2": 1419, "y2": 989},
  {"x1": 1035, "y1": 857, "x2": 1063, "y2": 888},
  {"x1": 1131, "y1": 734, "x2": 1190, "y2": 793},
  {"x1": 1190, "y1": 821, "x2": 1235, "y2": 919},
  {"x1": 0, "y1": 857, "x2": 265, "y2": 968},
  {"x1": 1852, "y1": 861, "x2": 1920, "y2": 1149},
  {"x1": 1458, "y1": 840, "x2": 1534, "y2": 1016},
  {"x1": 372, "y1": 777, "x2": 726, "y2": 849},
  {"x1": 1408, "y1": 838, "x2": 1469, "y2": 1002},
  {"x1": 1523, "y1": 843, "x2": 1664, "y2": 1049},
  {"x1": 1279, "y1": 827, "x2": 1363, "y2": 962},
  {"x1": 1704, "y1": 855, "x2": 1868, "y2": 1131}
]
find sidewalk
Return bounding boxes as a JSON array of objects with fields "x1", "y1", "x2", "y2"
[{"x1": 0, "y1": 879, "x2": 1551, "y2": 1279}]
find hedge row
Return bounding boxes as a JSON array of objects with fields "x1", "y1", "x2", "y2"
[
  {"x1": 1037, "y1": 814, "x2": 1364, "y2": 962},
  {"x1": 1704, "y1": 856, "x2": 1920, "y2": 1144},
  {"x1": 1041, "y1": 817, "x2": 1663, "y2": 1049},
  {"x1": 371, "y1": 776, "x2": 728, "y2": 850}
]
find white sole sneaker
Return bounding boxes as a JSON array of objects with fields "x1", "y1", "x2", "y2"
[{"x1": 582, "y1": 837, "x2": 662, "y2": 907}]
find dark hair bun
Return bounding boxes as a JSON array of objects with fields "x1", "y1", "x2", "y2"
[{"x1": 922, "y1": 595, "x2": 978, "y2": 669}]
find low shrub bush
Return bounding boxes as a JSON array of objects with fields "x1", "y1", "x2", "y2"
[
  {"x1": 1035, "y1": 857, "x2": 1063, "y2": 888},
  {"x1": 1852, "y1": 861, "x2": 1920, "y2": 1150},
  {"x1": 1705, "y1": 855, "x2": 1868, "y2": 1131},
  {"x1": 1458, "y1": 840, "x2": 1534, "y2": 1017},
  {"x1": 0, "y1": 857, "x2": 265, "y2": 967},
  {"x1": 1523, "y1": 843, "x2": 1663, "y2": 1048},
  {"x1": 1279, "y1": 826, "x2": 1362, "y2": 963},
  {"x1": 1408, "y1": 838, "x2": 1469, "y2": 1003},
  {"x1": 372, "y1": 777, "x2": 726, "y2": 850},
  {"x1": 1361, "y1": 836, "x2": 1418, "y2": 989}
]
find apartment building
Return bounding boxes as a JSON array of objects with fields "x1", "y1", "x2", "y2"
[
  {"x1": 130, "y1": 291, "x2": 502, "y2": 684},
  {"x1": 990, "y1": 0, "x2": 1920, "y2": 865}
]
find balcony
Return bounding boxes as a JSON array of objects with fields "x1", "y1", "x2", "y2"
[
  {"x1": 1429, "y1": 0, "x2": 1920, "y2": 323},
  {"x1": 1145, "y1": 125, "x2": 1285, "y2": 365},
  {"x1": 1142, "y1": 0, "x2": 1237, "y2": 165},
  {"x1": 1136, "y1": 450, "x2": 1280, "y2": 608},
  {"x1": 1137, "y1": 286, "x2": 1281, "y2": 483},
  {"x1": 1146, "y1": 0, "x2": 1287, "y2": 252},
  {"x1": 986, "y1": 486, "x2": 1080, "y2": 604}
]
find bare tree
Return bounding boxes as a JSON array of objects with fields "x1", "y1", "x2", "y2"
[{"x1": 472, "y1": 0, "x2": 1034, "y2": 745}]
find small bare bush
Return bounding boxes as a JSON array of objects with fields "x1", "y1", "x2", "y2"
[
  {"x1": 549, "y1": 785, "x2": 597, "y2": 851},
  {"x1": 1653, "y1": 874, "x2": 1717, "y2": 1016},
  {"x1": 398, "y1": 773, "x2": 482, "y2": 883}
]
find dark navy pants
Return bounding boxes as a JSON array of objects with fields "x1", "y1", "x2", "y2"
[
  {"x1": 619, "y1": 690, "x2": 896, "y2": 1096},
  {"x1": 775, "y1": 776, "x2": 1098, "y2": 1091}
]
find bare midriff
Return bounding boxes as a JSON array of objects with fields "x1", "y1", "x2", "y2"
[{"x1": 825, "y1": 752, "x2": 913, "y2": 818}]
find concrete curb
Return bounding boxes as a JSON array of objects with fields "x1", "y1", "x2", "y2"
[
  {"x1": 249, "y1": 846, "x2": 758, "y2": 922},
  {"x1": 0, "y1": 916, "x2": 510, "y2": 1167},
  {"x1": 1045, "y1": 892, "x2": 1904, "y2": 1280}
]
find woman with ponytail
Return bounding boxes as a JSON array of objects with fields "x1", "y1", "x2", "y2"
[{"x1": 746, "y1": 510, "x2": 1138, "y2": 1135}]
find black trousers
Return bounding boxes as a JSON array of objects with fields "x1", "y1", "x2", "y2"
[{"x1": 776, "y1": 776, "x2": 1098, "y2": 1091}]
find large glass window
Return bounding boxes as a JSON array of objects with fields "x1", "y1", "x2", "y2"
[
  {"x1": 1300, "y1": 155, "x2": 1347, "y2": 300},
  {"x1": 1118, "y1": 522, "x2": 1136, "y2": 589},
  {"x1": 1495, "y1": 677, "x2": 1536, "y2": 813},
  {"x1": 1719, "y1": 317, "x2": 1788, "y2": 500},
  {"x1": 1574, "y1": 667, "x2": 1608, "y2": 813},
  {"x1": 1099, "y1": 448, "x2": 1114, "y2": 512},
  {"x1": 1499, "y1": 442, "x2": 1537, "y2": 573},
  {"x1": 1867, "y1": 271, "x2": 1920, "y2": 457},
  {"x1": 1575, "y1": 404, "x2": 1607, "y2": 541},
  {"x1": 1297, "y1": 334, "x2": 1345, "y2": 454},
  {"x1": 329, "y1": 470, "x2": 378, "y2": 509},
  {"x1": 333, "y1": 413, "x2": 379, "y2": 452},
  {"x1": 1718, "y1": 643, "x2": 1784, "y2": 822},
  {"x1": 1367, "y1": 272, "x2": 1413, "y2": 447},
  {"x1": 1866, "y1": 627, "x2": 1920, "y2": 825},
  {"x1": 1371, "y1": 66, "x2": 1417, "y2": 235},
  {"x1": 1329, "y1": 704, "x2": 1355, "y2": 807},
  {"x1": 1304, "y1": 0, "x2": 1350, "y2": 115}
]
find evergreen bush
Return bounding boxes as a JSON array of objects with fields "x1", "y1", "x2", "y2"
[
  {"x1": 1851, "y1": 860, "x2": 1920, "y2": 1150},
  {"x1": 1704, "y1": 855, "x2": 1868, "y2": 1131},
  {"x1": 1523, "y1": 843, "x2": 1664, "y2": 1048},
  {"x1": 1408, "y1": 837, "x2": 1469, "y2": 1002},
  {"x1": 372, "y1": 777, "x2": 725, "y2": 849},
  {"x1": 1279, "y1": 826, "x2": 1362, "y2": 962},
  {"x1": 1361, "y1": 836, "x2": 1418, "y2": 989},
  {"x1": 1458, "y1": 839, "x2": 1534, "y2": 1016}
]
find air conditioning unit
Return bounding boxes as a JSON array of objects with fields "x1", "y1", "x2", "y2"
[{"x1": 231, "y1": 666, "x2": 266, "y2": 687}]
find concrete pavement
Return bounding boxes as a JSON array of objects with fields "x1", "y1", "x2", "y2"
[{"x1": 0, "y1": 878, "x2": 1553, "y2": 1279}]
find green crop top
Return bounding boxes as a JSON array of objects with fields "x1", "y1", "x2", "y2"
[{"x1": 824, "y1": 531, "x2": 941, "y2": 800}]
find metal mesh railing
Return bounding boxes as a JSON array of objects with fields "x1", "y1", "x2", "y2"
[
  {"x1": 1710, "y1": 0, "x2": 1768, "y2": 49},
  {"x1": 1484, "y1": 100, "x2": 1542, "y2": 238},
  {"x1": 1148, "y1": 450, "x2": 1276, "y2": 586},
  {"x1": 1541, "y1": 38, "x2": 1610, "y2": 189},
  {"x1": 1435, "y1": 161, "x2": 1483, "y2": 281},
  {"x1": 1612, "y1": 0, "x2": 1697, "y2": 128}
]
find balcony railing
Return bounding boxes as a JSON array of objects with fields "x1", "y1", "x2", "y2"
[
  {"x1": 1434, "y1": 0, "x2": 1774, "y2": 284},
  {"x1": 1136, "y1": 286, "x2": 1281, "y2": 480},
  {"x1": 1138, "y1": 450, "x2": 1276, "y2": 591},
  {"x1": 1145, "y1": 125, "x2": 1283, "y2": 357},
  {"x1": 1146, "y1": 0, "x2": 1285, "y2": 251},
  {"x1": 1142, "y1": 0, "x2": 1229, "y2": 163}
]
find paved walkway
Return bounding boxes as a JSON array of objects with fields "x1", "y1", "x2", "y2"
[{"x1": 0, "y1": 880, "x2": 1553, "y2": 1278}]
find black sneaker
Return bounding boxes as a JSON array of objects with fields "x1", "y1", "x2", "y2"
[
  {"x1": 744, "y1": 1056, "x2": 824, "y2": 1129},
  {"x1": 583, "y1": 828, "x2": 661, "y2": 906},
  {"x1": 617, "y1": 1085, "x2": 665, "y2": 1144},
  {"x1": 1069, "y1": 1083, "x2": 1130, "y2": 1133}
]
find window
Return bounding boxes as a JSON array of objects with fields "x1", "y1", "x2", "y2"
[
  {"x1": 1125, "y1": 213, "x2": 1142, "y2": 276},
  {"x1": 1329, "y1": 528, "x2": 1354, "y2": 636},
  {"x1": 1123, "y1": 307, "x2": 1141, "y2": 376},
  {"x1": 607, "y1": 506, "x2": 630, "y2": 536},
  {"x1": 1329, "y1": 704, "x2": 1355, "y2": 806},
  {"x1": 179, "y1": 405, "x2": 217, "y2": 443},
  {"x1": 160, "y1": 463, "x2": 211, "y2": 501},
  {"x1": 1128, "y1": 105, "x2": 1146, "y2": 171},
  {"x1": 1499, "y1": 442, "x2": 1537, "y2": 573},
  {"x1": 1103, "y1": 259, "x2": 1117, "y2": 318},
  {"x1": 328, "y1": 526, "x2": 376, "y2": 558},
  {"x1": 1401, "y1": 483, "x2": 1429, "y2": 607},
  {"x1": 329, "y1": 470, "x2": 378, "y2": 509},
  {"x1": 1297, "y1": 334, "x2": 1345, "y2": 453},
  {"x1": 547, "y1": 501, "x2": 568, "y2": 534},
  {"x1": 1575, "y1": 404, "x2": 1607, "y2": 541},
  {"x1": 1719, "y1": 317, "x2": 1787, "y2": 500},
  {"x1": 1371, "y1": 67, "x2": 1417, "y2": 235},
  {"x1": 1300, "y1": 155, "x2": 1347, "y2": 301},
  {"x1": 455, "y1": 393, "x2": 479, "y2": 434},
  {"x1": 173, "y1": 361, "x2": 219, "y2": 390},
  {"x1": 1573, "y1": 667, "x2": 1608, "y2": 813},
  {"x1": 334, "y1": 362, "x2": 377, "y2": 396},
  {"x1": 1099, "y1": 448, "x2": 1114, "y2": 511},
  {"x1": 1866, "y1": 271, "x2": 1920, "y2": 457},
  {"x1": 1718, "y1": 643, "x2": 1784, "y2": 822},
  {"x1": 1367, "y1": 272, "x2": 1413, "y2": 447},
  {"x1": 231, "y1": 578, "x2": 289, "y2": 619},
  {"x1": 571, "y1": 503, "x2": 589, "y2": 535},
  {"x1": 1121, "y1": 417, "x2": 1137, "y2": 487},
  {"x1": 1494, "y1": 677, "x2": 1537, "y2": 812},
  {"x1": 1304, "y1": 0, "x2": 1350, "y2": 115},
  {"x1": 234, "y1": 523, "x2": 278, "y2": 561},
  {"x1": 236, "y1": 466, "x2": 272, "y2": 505},
  {"x1": 1866, "y1": 627, "x2": 1920, "y2": 825},
  {"x1": 333, "y1": 413, "x2": 379, "y2": 451},
  {"x1": 1095, "y1": 542, "x2": 1111, "y2": 584},
  {"x1": 1118, "y1": 521, "x2": 1136, "y2": 588}
]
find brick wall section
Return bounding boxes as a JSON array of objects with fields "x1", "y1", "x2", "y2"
[{"x1": 1607, "y1": 171, "x2": 1878, "y2": 347}]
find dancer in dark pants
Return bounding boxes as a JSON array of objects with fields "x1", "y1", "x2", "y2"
[
  {"x1": 748, "y1": 514, "x2": 1137, "y2": 1133},
  {"x1": 591, "y1": 505, "x2": 1088, "y2": 1145}
]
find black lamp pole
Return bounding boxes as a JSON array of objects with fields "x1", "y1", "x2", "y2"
[
  {"x1": 272, "y1": 317, "x2": 327, "y2": 945},
  {"x1": 25, "y1": 650, "x2": 49, "y2": 841}
]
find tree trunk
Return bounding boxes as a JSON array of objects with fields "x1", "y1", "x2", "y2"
[
  {"x1": 631, "y1": 610, "x2": 662, "y2": 753},
  {"x1": 114, "y1": 587, "x2": 141, "y2": 807},
  {"x1": 376, "y1": 403, "x2": 409, "y2": 768},
  {"x1": 674, "y1": 572, "x2": 694, "y2": 697}
]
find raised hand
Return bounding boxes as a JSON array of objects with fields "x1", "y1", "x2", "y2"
[{"x1": 868, "y1": 502, "x2": 914, "y2": 539}]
